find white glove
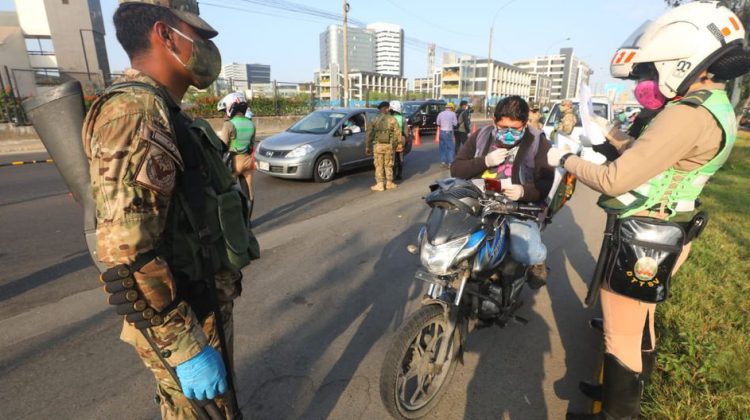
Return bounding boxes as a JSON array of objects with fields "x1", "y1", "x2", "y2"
[
  {"x1": 502, "y1": 184, "x2": 524, "y2": 201},
  {"x1": 591, "y1": 114, "x2": 612, "y2": 134},
  {"x1": 484, "y1": 148, "x2": 508, "y2": 167},
  {"x1": 547, "y1": 148, "x2": 564, "y2": 167}
]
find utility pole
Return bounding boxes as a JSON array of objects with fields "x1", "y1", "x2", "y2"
[
  {"x1": 486, "y1": 26, "x2": 493, "y2": 115},
  {"x1": 342, "y1": 1, "x2": 350, "y2": 107}
]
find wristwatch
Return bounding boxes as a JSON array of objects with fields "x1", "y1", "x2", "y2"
[{"x1": 560, "y1": 152, "x2": 574, "y2": 167}]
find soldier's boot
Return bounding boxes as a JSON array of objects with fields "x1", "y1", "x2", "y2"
[
  {"x1": 527, "y1": 263, "x2": 548, "y2": 289},
  {"x1": 568, "y1": 354, "x2": 642, "y2": 420},
  {"x1": 580, "y1": 349, "x2": 656, "y2": 402},
  {"x1": 371, "y1": 183, "x2": 385, "y2": 192},
  {"x1": 385, "y1": 181, "x2": 398, "y2": 190}
]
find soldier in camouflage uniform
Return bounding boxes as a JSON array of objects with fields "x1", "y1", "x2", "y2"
[
  {"x1": 366, "y1": 101, "x2": 403, "y2": 191},
  {"x1": 82, "y1": 1, "x2": 252, "y2": 418},
  {"x1": 557, "y1": 99, "x2": 578, "y2": 136}
]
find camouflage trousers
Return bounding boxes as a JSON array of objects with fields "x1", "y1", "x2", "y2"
[
  {"x1": 121, "y1": 270, "x2": 242, "y2": 419},
  {"x1": 373, "y1": 143, "x2": 394, "y2": 184}
]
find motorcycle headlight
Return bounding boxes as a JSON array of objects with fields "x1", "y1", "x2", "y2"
[
  {"x1": 286, "y1": 144, "x2": 314, "y2": 158},
  {"x1": 420, "y1": 235, "x2": 469, "y2": 275}
]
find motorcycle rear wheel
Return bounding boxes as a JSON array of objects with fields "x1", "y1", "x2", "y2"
[{"x1": 379, "y1": 304, "x2": 461, "y2": 419}]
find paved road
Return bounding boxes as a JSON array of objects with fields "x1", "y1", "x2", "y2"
[{"x1": 0, "y1": 138, "x2": 604, "y2": 419}]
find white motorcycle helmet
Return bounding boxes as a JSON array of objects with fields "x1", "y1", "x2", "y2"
[
  {"x1": 389, "y1": 100, "x2": 403, "y2": 114},
  {"x1": 610, "y1": 1, "x2": 749, "y2": 98},
  {"x1": 217, "y1": 92, "x2": 247, "y2": 118}
]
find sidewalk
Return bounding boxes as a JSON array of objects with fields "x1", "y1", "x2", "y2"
[{"x1": 0, "y1": 138, "x2": 46, "y2": 155}]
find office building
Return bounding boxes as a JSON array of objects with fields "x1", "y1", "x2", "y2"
[
  {"x1": 367, "y1": 22, "x2": 404, "y2": 77},
  {"x1": 319, "y1": 25, "x2": 375, "y2": 73},
  {"x1": 314, "y1": 69, "x2": 407, "y2": 103},
  {"x1": 220, "y1": 62, "x2": 271, "y2": 91},
  {"x1": 529, "y1": 73, "x2": 552, "y2": 105},
  {"x1": 513, "y1": 48, "x2": 592, "y2": 100},
  {"x1": 438, "y1": 54, "x2": 531, "y2": 105}
]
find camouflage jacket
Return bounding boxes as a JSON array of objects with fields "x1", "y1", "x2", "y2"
[
  {"x1": 367, "y1": 113, "x2": 402, "y2": 149},
  {"x1": 557, "y1": 110, "x2": 577, "y2": 135},
  {"x1": 82, "y1": 69, "x2": 207, "y2": 366}
]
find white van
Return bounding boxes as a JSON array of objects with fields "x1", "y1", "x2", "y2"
[{"x1": 542, "y1": 96, "x2": 613, "y2": 142}]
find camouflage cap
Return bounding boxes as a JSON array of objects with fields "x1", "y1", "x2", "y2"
[{"x1": 119, "y1": 0, "x2": 218, "y2": 38}]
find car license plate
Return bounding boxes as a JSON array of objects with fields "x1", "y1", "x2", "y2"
[{"x1": 258, "y1": 161, "x2": 270, "y2": 171}]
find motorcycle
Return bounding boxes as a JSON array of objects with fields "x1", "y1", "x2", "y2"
[{"x1": 379, "y1": 177, "x2": 545, "y2": 419}]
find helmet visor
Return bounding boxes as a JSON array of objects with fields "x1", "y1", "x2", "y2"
[{"x1": 620, "y1": 20, "x2": 653, "y2": 48}]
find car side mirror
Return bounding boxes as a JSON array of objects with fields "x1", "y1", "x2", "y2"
[{"x1": 342, "y1": 128, "x2": 352, "y2": 138}]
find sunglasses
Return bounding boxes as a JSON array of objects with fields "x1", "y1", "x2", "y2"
[{"x1": 496, "y1": 126, "x2": 525, "y2": 137}]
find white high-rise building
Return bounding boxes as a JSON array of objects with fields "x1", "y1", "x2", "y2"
[
  {"x1": 367, "y1": 22, "x2": 404, "y2": 77},
  {"x1": 513, "y1": 48, "x2": 592, "y2": 100}
]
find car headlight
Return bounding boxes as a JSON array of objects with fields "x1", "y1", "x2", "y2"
[
  {"x1": 420, "y1": 235, "x2": 469, "y2": 275},
  {"x1": 286, "y1": 144, "x2": 314, "y2": 158}
]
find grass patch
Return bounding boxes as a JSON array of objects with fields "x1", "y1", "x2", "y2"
[{"x1": 641, "y1": 131, "x2": 750, "y2": 419}]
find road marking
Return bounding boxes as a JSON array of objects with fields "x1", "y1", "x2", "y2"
[{"x1": 0, "y1": 159, "x2": 54, "y2": 167}]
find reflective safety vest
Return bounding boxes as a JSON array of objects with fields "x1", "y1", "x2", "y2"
[
  {"x1": 601, "y1": 90, "x2": 736, "y2": 220},
  {"x1": 393, "y1": 113, "x2": 404, "y2": 134},
  {"x1": 229, "y1": 116, "x2": 255, "y2": 153}
]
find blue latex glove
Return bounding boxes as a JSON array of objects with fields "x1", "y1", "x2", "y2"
[{"x1": 175, "y1": 346, "x2": 227, "y2": 400}]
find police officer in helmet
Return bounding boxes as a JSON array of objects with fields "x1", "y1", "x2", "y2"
[{"x1": 548, "y1": 2, "x2": 750, "y2": 418}]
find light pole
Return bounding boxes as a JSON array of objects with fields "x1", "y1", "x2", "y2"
[
  {"x1": 486, "y1": 0, "x2": 519, "y2": 114},
  {"x1": 79, "y1": 28, "x2": 104, "y2": 82},
  {"x1": 342, "y1": 1, "x2": 350, "y2": 108},
  {"x1": 544, "y1": 37, "x2": 571, "y2": 57}
]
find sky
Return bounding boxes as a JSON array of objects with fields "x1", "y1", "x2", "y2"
[{"x1": 0, "y1": 0, "x2": 669, "y2": 92}]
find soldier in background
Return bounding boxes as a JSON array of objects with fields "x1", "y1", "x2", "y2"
[
  {"x1": 83, "y1": 1, "x2": 255, "y2": 418},
  {"x1": 557, "y1": 99, "x2": 578, "y2": 135},
  {"x1": 366, "y1": 101, "x2": 403, "y2": 191},
  {"x1": 527, "y1": 103, "x2": 542, "y2": 130}
]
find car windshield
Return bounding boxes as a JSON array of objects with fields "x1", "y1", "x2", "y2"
[
  {"x1": 402, "y1": 103, "x2": 423, "y2": 117},
  {"x1": 545, "y1": 103, "x2": 609, "y2": 127},
  {"x1": 288, "y1": 111, "x2": 347, "y2": 134}
]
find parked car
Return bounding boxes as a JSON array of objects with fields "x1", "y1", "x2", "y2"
[
  {"x1": 542, "y1": 96, "x2": 614, "y2": 142},
  {"x1": 402, "y1": 99, "x2": 447, "y2": 132},
  {"x1": 255, "y1": 108, "x2": 412, "y2": 182}
]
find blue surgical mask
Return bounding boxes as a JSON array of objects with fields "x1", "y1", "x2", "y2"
[{"x1": 494, "y1": 127, "x2": 525, "y2": 146}]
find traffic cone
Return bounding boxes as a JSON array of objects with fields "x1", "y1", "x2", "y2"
[
  {"x1": 434, "y1": 128, "x2": 440, "y2": 144},
  {"x1": 413, "y1": 127, "x2": 421, "y2": 147},
  {"x1": 471, "y1": 123, "x2": 477, "y2": 134}
]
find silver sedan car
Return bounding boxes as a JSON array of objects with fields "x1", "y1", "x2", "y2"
[{"x1": 255, "y1": 108, "x2": 411, "y2": 182}]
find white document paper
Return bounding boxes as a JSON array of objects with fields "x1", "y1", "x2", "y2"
[{"x1": 578, "y1": 82, "x2": 606, "y2": 146}]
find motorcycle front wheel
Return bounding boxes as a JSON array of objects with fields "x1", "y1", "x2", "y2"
[{"x1": 379, "y1": 304, "x2": 461, "y2": 419}]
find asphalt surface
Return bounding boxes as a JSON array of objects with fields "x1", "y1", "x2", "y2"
[{"x1": 0, "y1": 137, "x2": 604, "y2": 419}]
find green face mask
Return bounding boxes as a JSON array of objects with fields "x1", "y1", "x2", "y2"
[{"x1": 168, "y1": 26, "x2": 222, "y2": 89}]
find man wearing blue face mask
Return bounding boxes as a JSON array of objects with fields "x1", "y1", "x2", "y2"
[{"x1": 451, "y1": 96, "x2": 555, "y2": 288}]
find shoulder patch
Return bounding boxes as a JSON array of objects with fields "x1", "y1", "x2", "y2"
[
  {"x1": 680, "y1": 90, "x2": 712, "y2": 107},
  {"x1": 142, "y1": 124, "x2": 183, "y2": 170},
  {"x1": 134, "y1": 141, "x2": 178, "y2": 196}
]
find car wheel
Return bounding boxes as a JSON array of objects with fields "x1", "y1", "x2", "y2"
[{"x1": 313, "y1": 154, "x2": 336, "y2": 183}]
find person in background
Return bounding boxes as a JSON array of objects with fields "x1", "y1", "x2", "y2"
[
  {"x1": 454, "y1": 100, "x2": 472, "y2": 151},
  {"x1": 366, "y1": 101, "x2": 403, "y2": 191},
  {"x1": 527, "y1": 103, "x2": 543, "y2": 130},
  {"x1": 218, "y1": 92, "x2": 256, "y2": 225},
  {"x1": 451, "y1": 96, "x2": 554, "y2": 289},
  {"x1": 435, "y1": 102, "x2": 458, "y2": 167},
  {"x1": 557, "y1": 99, "x2": 577, "y2": 136},
  {"x1": 389, "y1": 100, "x2": 406, "y2": 180}
]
